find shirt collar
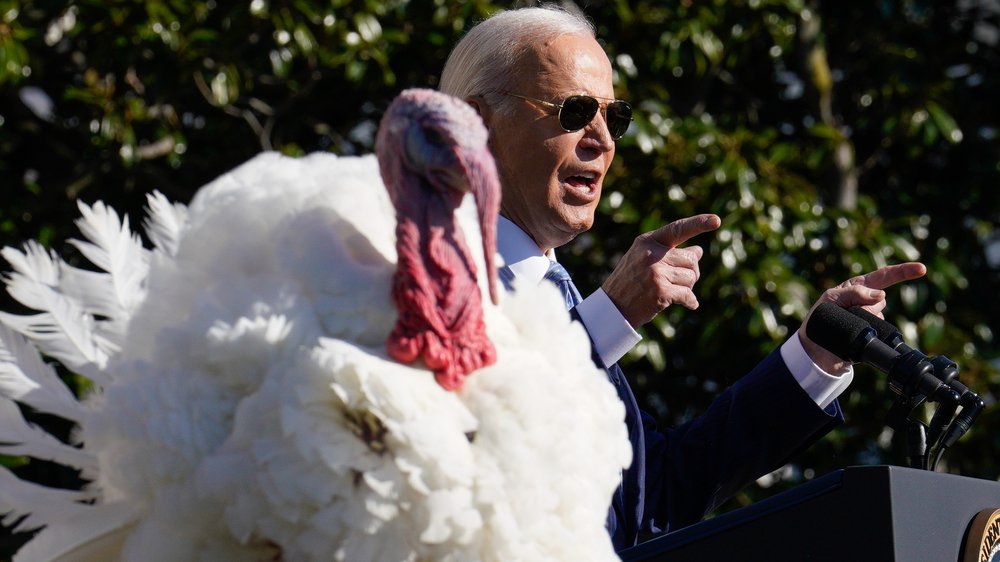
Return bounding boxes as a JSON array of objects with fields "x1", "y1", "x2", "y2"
[{"x1": 497, "y1": 215, "x2": 557, "y2": 285}]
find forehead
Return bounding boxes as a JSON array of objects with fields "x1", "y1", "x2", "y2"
[{"x1": 514, "y1": 33, "x2": 613, "y2": 99}]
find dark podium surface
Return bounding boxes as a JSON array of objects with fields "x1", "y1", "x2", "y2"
[{"x1": 619, "y1": 465, "x2": 1000, "y2": 562}]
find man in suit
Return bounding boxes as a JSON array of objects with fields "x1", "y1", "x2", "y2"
[{"x1": 438, "y1": 6, "x2": 926, "y2": 551}]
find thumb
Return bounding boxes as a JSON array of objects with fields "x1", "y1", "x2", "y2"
[{"x1": 825, "y1": 287, "x2": 886, "y2": 309}]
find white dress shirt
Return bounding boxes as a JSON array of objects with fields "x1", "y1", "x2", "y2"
[{"x1": 497, "y1": 215, "x2": 852, "y2": 409}]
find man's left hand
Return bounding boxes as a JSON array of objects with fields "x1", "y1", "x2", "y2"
[{"x1": 797, "y1": 262, "x2": 928, "y2": 373}]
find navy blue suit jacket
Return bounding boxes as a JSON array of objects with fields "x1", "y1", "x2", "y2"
[{"x1": 584, "y1": 321, "x2": 845, "y2": 551}]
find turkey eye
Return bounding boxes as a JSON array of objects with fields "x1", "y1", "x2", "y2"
[{"x1": 423, "y1": 128, "x2": 445, "y2": 147}]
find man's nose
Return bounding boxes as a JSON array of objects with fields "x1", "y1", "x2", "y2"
[{"x1": 580, "y1": 111, "x2": 615, "y2": 153}]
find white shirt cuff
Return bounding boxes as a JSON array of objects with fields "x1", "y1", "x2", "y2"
[
  {"x1": 780, "y1": 334, "x2": 854, "y2": 410},
  {"x1": 575, "y1": 288, "x2": 642, "y2": 367}
]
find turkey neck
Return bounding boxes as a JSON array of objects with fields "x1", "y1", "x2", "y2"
[{"x1": 386, "y1": 182, "x2": 496, "y2": 391}]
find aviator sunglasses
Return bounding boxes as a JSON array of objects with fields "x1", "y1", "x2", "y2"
[{"x1": 502, "y1": 91, "x2": 633, "y2": 140}]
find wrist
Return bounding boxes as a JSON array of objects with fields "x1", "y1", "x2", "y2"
[{"x1": 797, "y1": 328, "x2": 850, "y2": 375}]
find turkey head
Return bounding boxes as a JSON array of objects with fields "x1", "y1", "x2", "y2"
[{"x1": 376, "y1": 89, "x2": 501, "y2": 391}]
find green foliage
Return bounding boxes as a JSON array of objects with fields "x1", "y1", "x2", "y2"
[{"x1": 1, "y1": 0, "x2": 998, "y2": 538}]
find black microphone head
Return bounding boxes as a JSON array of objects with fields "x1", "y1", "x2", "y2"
[
  {"x1": 806, "y1": 302, "x2": 874, "y2": 362},
  {"x1": 848, "y1": 306, "x2": 902, "y2": 343}
]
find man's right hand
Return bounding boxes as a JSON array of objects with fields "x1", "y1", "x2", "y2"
[{"x1": 601, "y1": 214, "x2": 721, "y2": 328}]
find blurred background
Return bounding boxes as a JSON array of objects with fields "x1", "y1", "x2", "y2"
[{"x1": 1, "y1": 0, "x2": 998, "y2": 556}]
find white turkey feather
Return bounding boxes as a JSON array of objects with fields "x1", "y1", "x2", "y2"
[
  {"x1": 67, "y1": 200, "x2": 149, "y2": 317},
  {"x1": 2, "y1": 93, "x2": 629, "y2": 561},
  {"x1": 2, "y1": 200, "x2": 150, "y2": 373},
  {"x1": 142, "y1": 191, "x2": 189, "y2": 257},
  {"x1": 0, "y1": 466, "x2": 96, "y2": 533},
  {"x1": 0, "y1": 306, "x2": 109, "y2": 387},
  {"x1": 0, "y1": 242, "x2": 113, "y2": 383},
  {"x1": 0, "y1": 324, "x2": 85, "y2": 422},
  {"x1": 11, "y1": 502, "x2": 137, "y2": 562},
  {"x1": 0, "y1": 243, "x2": 60, "y2": 288},
  {"x1": 0, "y1": 325, "x2": 107, "y2": 390},
  {"x1": 0, "y1": 398, "x2": 95, "y2": 472},
  {"x1": 54, "y1": 267, "x2": 122, "y2": 329}
]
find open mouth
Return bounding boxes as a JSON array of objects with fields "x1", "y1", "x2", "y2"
[{"x1": 563, "y1": 172, "x2": 600, "y2": 201}]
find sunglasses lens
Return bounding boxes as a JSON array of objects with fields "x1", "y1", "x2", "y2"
[
  {"x1": 559, "y1": 95, "x2": 600, "y2": 132},
  {"x1": 606, "y1": 101, "x2": 632, "y2": 139}
]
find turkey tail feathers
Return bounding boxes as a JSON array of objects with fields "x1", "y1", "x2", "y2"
[
  {"x1": 0, "y1": 267, "x2": 112, "y2": 385},
  {"x1": 0, "y1": 466, "x2": 97, "y2": 534},
  {"x1": 0, "y1": 324, "x2": 85, "y2": 422},
  {"x1": 67, "y1": 201, "x2": 149, "y2": 320},
  {"x1": 0, "y1": 199, "x2": 160, "y2": 546},
  {"x1": 0, "y1": 397, "x2": 95, "y2": 472},
  {"x1": 0, "y1": 323, "x2": 95, "y2": 472},
  {"x1": 143, "y1": 190, "x2": 189, "y2": 257},
  {"x1": 0, "y1": 199, "x2": 160, "y2": 385},
  {"x1": 11, "y1": 503, "x2": 136, "y2": 562},
  {"x1": 11, "y1": 501, "x2": 136, "y2": 562}
]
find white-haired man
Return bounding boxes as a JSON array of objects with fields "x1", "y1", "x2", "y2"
[{"x1": 439, "y1": 6, "x2": 925, "y2": 551}]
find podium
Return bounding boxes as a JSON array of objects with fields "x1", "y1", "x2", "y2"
[{"x1": 619, "y1": 465, "x2": 1000, "y2": 562}]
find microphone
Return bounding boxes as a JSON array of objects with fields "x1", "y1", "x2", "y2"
[
  {"x1": 847, "y1": 307, "x2": 959, "y2": 387},
  {"x1": 805, "y1": 303, "x2": 960, "y2": 406},
  {"x1": 847, "y1": 307, "x2": 983, "y2": 448},
  {"x1": 942, "y1": 392, "x2": 986, "y2": 447},
  {"x1": 847, "y1": 306, "x2": 953, "y2": 439}
]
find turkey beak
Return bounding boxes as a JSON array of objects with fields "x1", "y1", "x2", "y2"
[{"x1": 464, "y1": 147, "x2": 501, "y2": 305}]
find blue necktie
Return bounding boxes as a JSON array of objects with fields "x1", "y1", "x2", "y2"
[{"x1": 543, "y1": 261, "x2": 582, "y2": 310}]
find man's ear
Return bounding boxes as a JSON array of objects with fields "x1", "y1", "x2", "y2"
[{"x1": 465, "y1": 95, "x2": 492, "y2": 128}]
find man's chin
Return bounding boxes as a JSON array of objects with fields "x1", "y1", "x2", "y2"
[{"x1": 557, "y1": 216, "x2": 595, "y2": 243}]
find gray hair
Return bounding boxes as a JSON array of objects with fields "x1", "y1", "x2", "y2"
[{"x1": 439, "y1": 6, "x2": 596, "y2": 115}]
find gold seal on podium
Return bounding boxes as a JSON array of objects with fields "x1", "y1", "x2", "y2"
[{"x1": 964, "y1": 508, "x2": 1000, "y2": 562}]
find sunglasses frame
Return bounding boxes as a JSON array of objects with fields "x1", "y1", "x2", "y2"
[{"x1": 501, "y1": 91, "x2": 633, "y2": 140}]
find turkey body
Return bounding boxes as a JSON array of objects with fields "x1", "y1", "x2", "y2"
[{"x1": 4, "y1": 150, "x2": 629, "y2": 560}]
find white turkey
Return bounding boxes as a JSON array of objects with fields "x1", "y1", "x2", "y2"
[{"x1": 0, "y1": 89, "x2": 631, "y2": 561}]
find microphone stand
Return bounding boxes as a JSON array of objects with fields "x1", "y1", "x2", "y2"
[
  {"x1": 905, "y1": 422, "x2": 927, "y2": 470},
  {"x1": 885, "y1": 386, "x2": 929, "y2": 469},
  {"x1": 883, "y1": 353, "x2": 962, "y2": 470},
  {"x1": 843, "y1": 307, "x2": 990, "y2": 469},
  {"x1": 882, "y1": 351, "x2": 982, "y2": 471}
]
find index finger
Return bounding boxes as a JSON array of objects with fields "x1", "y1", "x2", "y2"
[
  {"x1": 854, "y1": 262, "x2": 927, "y2": 290},
  {"x1": 649, "y1": 214, "x2": 722, "y2": 248}
]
